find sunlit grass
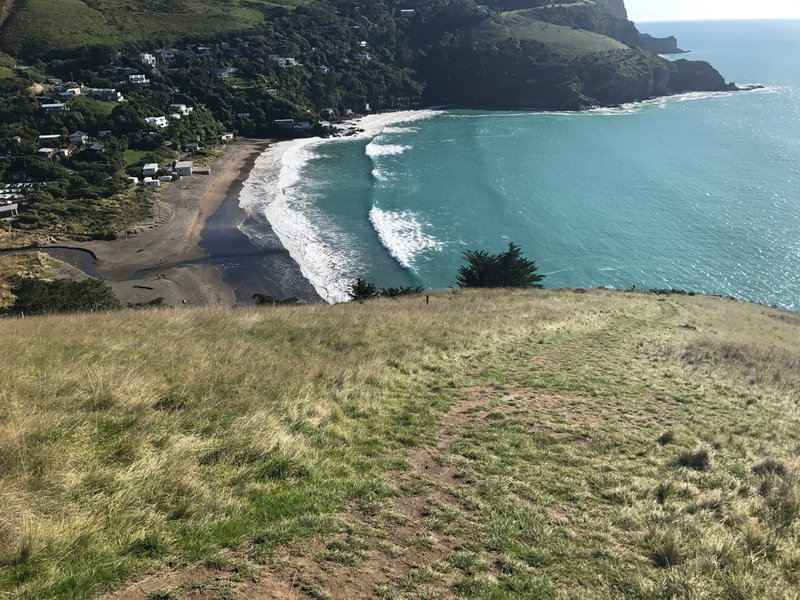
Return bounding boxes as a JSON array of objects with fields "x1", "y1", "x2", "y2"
[{"x1": 0, "y1": 289, "x2": 798, "y2": 598}]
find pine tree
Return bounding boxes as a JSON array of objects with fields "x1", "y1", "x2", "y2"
[{"x1": 456, "y1": 242, "x2": 544, "y2": 288}]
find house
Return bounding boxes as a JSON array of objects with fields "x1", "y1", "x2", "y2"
[
  {"x1": 159, "y1": 175, "x2": 173, "y2": 182},
  {"x1": 37, "y1": 148, "x2": 57, "y2": 158},
  {"x1": 318, "y1": 65, "x2": 329, "y2": 74},
  {"x1": 138, "y1": 53, "x2": 156, "y2": 67},
  {"x1": 89, "y1": 88, "x2": 124, "y2": 102},
  {"x1": 174, "y1": 161, "x2": 193, "y2": 176},
  {"x1": 221, "y1": 133, "x2": 234, "y2": 142},
  {"x1": 128, "y1": 74, "x2": 150, "y2": 86},
  {"x1": 142, "y1": 163, "x2": 159, "y2": 177},
  {"x1": 0, "y1": 203, "x2": 20, "y2": 219},
  {"x1": 269, "y1": 55, "x2": 299, "y2": 68},
  {"x1": 399, "y1": 8, "x2": 415, "y2": 16},
  {"x1": 236, "y1": 112, "x2": 251, "y2": 119},
  {"x1": 58, "y1": 148, "x2": 71, "y2": 158},
  {"x1": 274, "y1": 119, "x2": 294, "y2": 129},
  {"x1": 155, "y1": 49, "x2": 176, "y2": 65},
  {"x1": 359, "y1": 52, "x2": 371, "y2": 60},
  {"x1": 88, "y1": 143, "x2": 105, "y2": 156},
  {"x1": 69, "y1": 131, "x2": 88, "y2": 145},
  {"x1": 39, "y1": 134, "x2": 61, "y2": 142},
  {"x1": 212, "y1": 67, "x2": 237, "y2": 79},
  {"x1": 42, "y1": 103, "x2": 66, "y2": 113},
  {"x1": 141, "y1": 177, "x2": 160, "y2": 187},
  {"x1": 58, "y1": 91, "x2": 74, "y2": 101},
  {"x1": 145, "y1": 116, "x2": 168, "y2": 128},
  {"x1": 196, "y1": 46, "x2": 212, "y2": 55},
  {"x1": 126, "y1": 176, "x2": 139, "y2": 185},
  {"x1": 169, "y1": 104, "x2": 193, "y2": 116},
  {"x1": 183, "y1": 142, "x2": 200, "y2": 152}
]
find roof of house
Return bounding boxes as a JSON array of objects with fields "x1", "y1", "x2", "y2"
[
  {"x1": 175, "y1": 161, "x2": 193, "y2": 169},
  {"x1": 143, "y1": 163, "x2": 159, "y2": 170}
]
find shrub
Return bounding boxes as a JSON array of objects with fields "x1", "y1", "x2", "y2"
[
  {"x1": 6, "y1": 277, "x2": 121, "y2": 315},
  {"x1": 645, "y1": 528, "x2": 686, "y2": 568},
  {"x1": 677, "y1": 448, "x2": 710, "y2": 471}
]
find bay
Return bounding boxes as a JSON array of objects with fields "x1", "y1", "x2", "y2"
[{"x1": 240, "y1": 19, "x2": 800, "y2": 309}]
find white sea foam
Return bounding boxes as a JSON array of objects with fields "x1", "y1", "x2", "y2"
[
  {"x1": 365, "y1": 142, "x2": 411, "y2": 156},
  {"x1": 368, "y1": 207, "x2": 443, "y2": 269},
  {"x1": 371, "y1": 168, "x2": 387, "y2": 181},
  {"x1": 238, "y1": 109, "x2": 441, "y2": 303},
  {"x1": 382, "y1": 126, "x2": 419, "y2": 134}
]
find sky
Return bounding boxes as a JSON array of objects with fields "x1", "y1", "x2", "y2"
[{"x1": 625, "y1": 0, "x2": 800, "y2": 22}]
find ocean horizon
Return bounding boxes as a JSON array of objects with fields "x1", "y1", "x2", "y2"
[{"x1": 237, "y1": 19, "x2": 800, "y2": 309}]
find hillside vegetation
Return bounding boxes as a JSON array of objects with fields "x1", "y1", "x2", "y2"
[
  {"x1": 0, "y1": 0, "x2": 304, "y2": 55},
  {"x1": 2, "y1": 289, "x2": 799, "y2": 599}
]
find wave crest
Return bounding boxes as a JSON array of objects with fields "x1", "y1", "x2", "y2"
[{"x1": 368, "y1": 207, "x2": 442, "y2": 269}]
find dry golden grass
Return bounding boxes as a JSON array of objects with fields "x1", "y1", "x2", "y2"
[{"x1": 0, "y1": 288, "x2": 798, "y2": 599}]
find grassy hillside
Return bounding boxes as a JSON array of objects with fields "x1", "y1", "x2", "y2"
[
  {"x1": 481, "y1": 10, "x2": 627, "y2": 57},
  {"x1": 1, "y1": 289, "x2": 799, "y2": 599},
  {"x1": 0, "y1": 0, "x2": 304, "y2": 55}
]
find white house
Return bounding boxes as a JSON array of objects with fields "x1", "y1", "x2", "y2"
[
  {"x1": 142, "y1": 177, "x2": 160, "y2": 187},
  {"x1": 142, "y1": 163, "x2": 159, "y2": 176},
  {"x1": 168, "y1": 103, "x2": 193, "y2": 116},
  {"x1": 138, "y1": 53, "x2": 156, "y2": 67},
  {"x1": 174, "y1": 161, "x2": 193, "y2": 176},
  {"x1": 89, "y1": 88, "x2": 124, "y2": 102},
  {"x1": 126, "y1": 176, "x2": 139, "y2": 185},
  {"x1": 128, "y1": 74, "x2": 150, "y2": 86},
  {"x1": 145, "y1": 116, "x2": 168, "y2": 128},
  {"x1": 69, "y1": 131, "x2": 88, "y2": 145},
  {"x1": 221, "y1": 133, "x2": 234, "y2": 142}
]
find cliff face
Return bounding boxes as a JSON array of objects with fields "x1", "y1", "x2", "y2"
[{"x1": 597, "y1": 0, "x2": 628, "y2": 19}]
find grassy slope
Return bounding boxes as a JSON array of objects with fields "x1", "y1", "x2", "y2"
[
  {"x1": 478, "y1": 10, "x2": 626, "y2": 58},
  {"x1": 1, "y1": 289, "x2": 799, "y2": 599},
  {"x1": 0, "y1": 0, "x2": 304, "y2": 55}
]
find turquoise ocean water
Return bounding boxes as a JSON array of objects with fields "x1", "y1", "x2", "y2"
[{"x1": 239, "y1": 20, "x2": 800, "y2": 308}]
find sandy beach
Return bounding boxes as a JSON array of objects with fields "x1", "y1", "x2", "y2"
[{"x1": 46, "y1": 140, "x2": 271, "y2": 308}]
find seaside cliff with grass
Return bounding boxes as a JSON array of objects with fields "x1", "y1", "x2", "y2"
[{"x1": 2, "y1": 288, "x2": 800, "y2": 599}]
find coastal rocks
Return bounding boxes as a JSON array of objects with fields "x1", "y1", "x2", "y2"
[
  {"x1": 639, "y1": 34, "x2": 686, "y2": 55},
  {"x1": 668, "y1": 59, "x2": 737, "y2": 92}
]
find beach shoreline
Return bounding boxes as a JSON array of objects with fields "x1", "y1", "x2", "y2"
[{"x1": 43, "y1": 139, "x2": 281, "y2": 308}]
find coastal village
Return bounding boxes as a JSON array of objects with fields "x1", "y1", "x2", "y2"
[{"x1": 0, "y1": 0, "x2": 430, "y2": 235}]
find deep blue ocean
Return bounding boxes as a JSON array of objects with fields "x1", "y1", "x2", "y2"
[{"x1": 240, "y1": 20, "x2": 800, "y2": 308}]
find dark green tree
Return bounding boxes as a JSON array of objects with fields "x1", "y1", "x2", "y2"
[
  {"x1": 349, "y1": 277, "x2": 378, "y2": 301},
  {"x1": 456, "y1": 242, "x2": 544, "y2": 288},
  {"x1": 6, "y1": 278, "x2": 121, "y2": 315}
]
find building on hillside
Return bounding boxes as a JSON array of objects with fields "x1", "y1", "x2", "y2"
[
  {"x1": 58, "y1": 148, "x2": 71, "y2": 158},
  {"x1": 128, "y1": 74, "x2": 150, "y2": 86},
  {"x1": 88, "y1": 143, "x2": 105, "y2": 157},
  {"x1": 39, "y1": 134, "x2": 61, "y2": 142},
  {"x1": 126, "y1": 176, "x2": 139, "y2": 185},
  {"x1": 212, "y1": 67, "x2": 237, "y2": 79},
  {"x1": 145, "y1": 116, "x2": 168, "y2": 128},
  {"x1": 183, "y1": 142, "x2": 200, "y2": 152},
  {"x1": 141, "y1": 177, "x2": 160, "y2": 187},
  {"x1": 399, "y1": 8, "x2": 415, "y2": 16},
  {"x1": 169, "y1": 104, "x2": 193, "y2": 116},
  {"x1": 236, "y1": 112, "x2": 251, "y2": 119},
  {"x1": 174, "y1": 161, "x2": 193, "y2": 176},
  {"x1": 155, "y1": 49, "x2": 176, "y2": 65},
  {"x1": 37, "y1": 148, "x2": 57, "y2": 158},
  {"x1": 221, "y1": 133, "x2": 234, "y2": 142},
  {"x1": 41, "y1": 103, "x2": 66, "y2": 113},
  {"x1": 89, "y1": 88, "x2": 124, "y2": 102},
  {"x1": 0, "y1": 203, "x2": 20, "y2": 219},
  {"x1": 138, "y1": 53, "x2": 156, "y2": 67},
  {"x1": 142, "y1": 163, "x2": 159, "y2": 177},
  {"x1": 69, "y1": 131, "x2": 88, "y2": 145}
]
